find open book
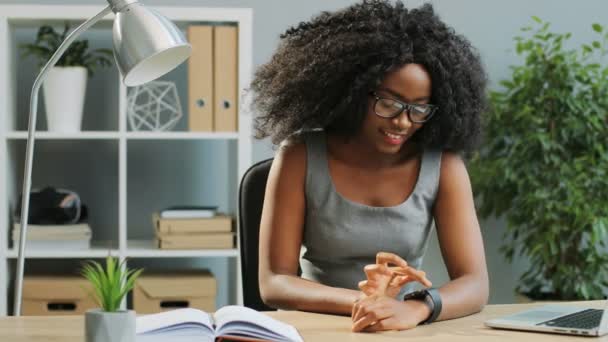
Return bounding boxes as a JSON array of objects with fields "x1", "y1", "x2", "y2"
[{"x1": 136, "y1": 306, "x2": 303, "y2": 342}]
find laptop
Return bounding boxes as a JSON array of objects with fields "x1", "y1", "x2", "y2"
[{"x1": 485, "y1": 303, "x2": 608, "y2": 336}]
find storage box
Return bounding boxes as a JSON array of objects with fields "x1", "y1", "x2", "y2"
[
  {"x1": 156, "y1": 232, "x2": 235, "y2": 249},
  {"x1": 22, "y1": 276, "x2": 97, "y2": 316},
  {"x1": 153, "y1": 213, "x2": 233, "y2": 234},
  {"x1": 133, "y1": 271, "x2": 217, "y2": 314}
]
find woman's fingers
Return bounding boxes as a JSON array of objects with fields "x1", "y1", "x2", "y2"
[
  {"x1": 360, "y1": 253, "x2": 432, "y2": 298},
  {"x1": 352, "y1": 313, "x2": 378, "y2": 332},
  {"x1": 376, "y1": 252, "x2": 408, "y2": 268},
  {"x1": 374, "y1": 252, "x2": 432, "y2": 287},
  {"x1": 365, "y1": 263, "x2": 432, "y2": 288},
  {"x1": 352, "y1": 295, "x2": 375, "y2": 322},
  {"x1": 362, "y1": 316, "x2": 398, "y2": 332},
  {"x1": 389, "y1": 266, "x2": 432, "y2": 287},
  {"x1": 364, "y1": 264, "x2": 395, "y2": 293},
  {"x1": 358, "y1": 280, "x2": 373, "y2": 296},
  {"x1": 364, "y1": 263, "x2": 393, "y2": 277},
  {"x1": 351, "y1": 297, "x2": 391, "y2": 330},
  {"x1": 389, "y1": 275, "x2": 411, "y2": 287}
]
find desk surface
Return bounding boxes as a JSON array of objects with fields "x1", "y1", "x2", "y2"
[{"x1": 1, "y1": 301, "x2": 607, "y2": 341}]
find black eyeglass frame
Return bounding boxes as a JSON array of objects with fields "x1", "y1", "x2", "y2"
[{"x1": 370, "y1": 91, "x2": 438, "y2": 123}]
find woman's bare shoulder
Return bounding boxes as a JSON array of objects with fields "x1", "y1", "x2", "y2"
[
  {"x1": 270, "y1": 132, "x2": 310, "y2": 182},
  {"x1": 275, "y1": 130, "x2": 316, "y2": 166}
]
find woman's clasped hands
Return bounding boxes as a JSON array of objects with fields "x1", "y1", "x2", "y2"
[{"x1": 351, "y1": 252, "x2": 433, "y2": 332}]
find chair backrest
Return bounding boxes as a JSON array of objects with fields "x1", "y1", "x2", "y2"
[{"x1": 238, "y1": 158, "x2": 275, "y2": 311}]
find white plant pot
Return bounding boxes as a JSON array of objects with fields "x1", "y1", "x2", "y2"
[
  {"x1": 42, "y1": 66, "x2": 88, "y2": 132},
  {"x1": 85, "y1": 309, "x2": 135, "y2": 342}
]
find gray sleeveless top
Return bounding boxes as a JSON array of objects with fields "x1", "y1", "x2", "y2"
[{"x1": 299, "y1": 130, "x2": 442, "y2": 297}]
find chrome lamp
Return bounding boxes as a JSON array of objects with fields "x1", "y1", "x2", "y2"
[{"x1": 13, "y1": 0, "x2": 192, "y2": 316}]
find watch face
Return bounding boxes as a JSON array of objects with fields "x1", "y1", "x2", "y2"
[{"x1": 404, "y1": 290, "x2": 426, "y2": 300}]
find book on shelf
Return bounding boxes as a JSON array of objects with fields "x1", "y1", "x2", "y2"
[
  {"x1": 14, "y1": 239, "x2": 91, "y2": 250},
  {"x1": 160, "y1": 206, "x2": 217, "y2": 219},
  {"x1": 153, "y1": 213, "x2": 233, "y2": 234},
  {"x1": 12, "y1": 222, "x2": 92, "y2": 239},
  {"x1": 136, "y1": 306, "x2": 303, "y2": 342},
  {"x1": 12, "y1": 222, "x2": 91, "y2": 233},
  {"x1": 12, "y1": 222, "x2": 92, "y2": 250},
  {"x1": 156, "y1": 232, "x2": 234, "y2": 250}
]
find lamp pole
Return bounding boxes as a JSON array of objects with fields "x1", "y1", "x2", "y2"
[{"x1": 13, "y1": 6, "x2": 113, "y2": 316}]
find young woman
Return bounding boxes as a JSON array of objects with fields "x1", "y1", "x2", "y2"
[{"x1": 251, "y1": 0, "x2": 489, "y2": 332}]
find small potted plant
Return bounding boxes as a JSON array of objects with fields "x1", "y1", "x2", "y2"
[
  {"x1": 81, "y1": 256, "x2": 143, "y2": 342},
  {"x1": 20, "y1": 22, "x2": 113, "y2": 132},
  {"x1": 469, "y1": 17, "x2": 608, "y2": 301}
]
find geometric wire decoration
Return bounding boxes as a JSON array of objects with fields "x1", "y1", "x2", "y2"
[{"x1": 127, "y1": 80, "x2": 183, "y2": 131}]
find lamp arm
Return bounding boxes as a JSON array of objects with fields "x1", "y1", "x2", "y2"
[{"x1": 13, "y1": 5, "x2": 113, "y2": 316}]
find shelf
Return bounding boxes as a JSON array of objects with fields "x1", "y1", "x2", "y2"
[
  {"x1": 3, "y1": 131, "x2": 239, "y2": 140},
  {"x1": 5, "y1": 131, "x2": 120, "y2": 140},
  {"x1": 125, "y1": 132, "x2": 239, "y2": 140},
  {"x1": 4, "y1": 241, "x2": 239, "y2": 258},
  {"x1": 126, "y1": 240, "x2": 239, "y2": 258},
  {"x1": 0, "y1": 4, "x2": 253, "y2": 314},
  {"x1": 6, "y1": 241, "x2": 119, "y2": 259}
]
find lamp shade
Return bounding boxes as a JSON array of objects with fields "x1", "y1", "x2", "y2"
[{"x1": 112, "y1": 3, "x2": 191, "y2": 86}]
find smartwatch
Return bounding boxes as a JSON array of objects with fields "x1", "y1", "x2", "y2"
[{"x1": 402, "y1": 288, "x2": 442, "y2": 324}]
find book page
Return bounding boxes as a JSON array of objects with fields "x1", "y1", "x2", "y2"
[
  {"x1": 214, "y1": 306, "x2": 303, "y2": 342},
  {"x1": 136, "y1": 308, "x2": 214, "y2": 336}
]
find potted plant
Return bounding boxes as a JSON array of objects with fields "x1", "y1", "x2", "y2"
[
  {"x1": 81, "y1": 256, "x2": 143, "y2": 342},
  {"x1": 469, "y1": 17, "x2": 608, "y2": 301},
  {"x1": 20, "y1": 23, "x2": 113, "y2": 132}
]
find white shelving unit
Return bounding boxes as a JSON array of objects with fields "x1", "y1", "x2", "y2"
[{"x1": 0, "y1": 5, "x2": 253, "y2": 316}]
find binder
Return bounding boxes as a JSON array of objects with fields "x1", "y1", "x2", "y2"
[
  {"x1": 213, "y1": 25, "x2": 238, "y2": 132},
  {"x1": 187, "y1": 25, "x2": 214, "y2": 131}
]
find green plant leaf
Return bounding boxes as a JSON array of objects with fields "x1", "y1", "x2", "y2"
[
  {"x1": 21, "y1": 23, "x2": 113, "y2": 76},
  {"x1": 80, "y1": 256, "x2": 143, "y2": 312},
  {"x1": 592, "y1": 23, "x2": 603, "y2": 33},
  {"x1": 532, "y1": 16, "x2": 542, "y2": 24},
  {"x1": 470, "y1": 16, "x2": 608, "y2": 301}
]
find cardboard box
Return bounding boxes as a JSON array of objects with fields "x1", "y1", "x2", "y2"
[
  {"x1": 22, "y1": 276, "x2": 97, "y2": 316},
  {"x1": 133, "y1": 271, "x2": 217, "y2": 314}
]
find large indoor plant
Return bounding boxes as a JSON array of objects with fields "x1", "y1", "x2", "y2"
[
  {"x1": 81, "y1": 256, "x2": 143, "y2": 342},
  {"x1": 470, "y1": 17, "x2": 608, "y2": 301},
  {"x1": 21, "y1": 23, "x2": 113, "y2": 132}
]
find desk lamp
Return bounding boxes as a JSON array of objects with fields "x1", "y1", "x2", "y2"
[{"x1": 13, "y1": 0, "x2": 192, "y2": 316}]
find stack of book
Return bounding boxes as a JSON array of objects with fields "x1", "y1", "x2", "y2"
[
  {"x1": 154, "y1": 207, "x2": 234, "y2": 249},
  {"x1": 12, "y1": 222, "x2": 92, "y2": 250}
]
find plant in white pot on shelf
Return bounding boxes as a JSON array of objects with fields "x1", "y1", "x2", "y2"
[
  {"x1": 81, "y1": 256, "x2": 143, "y2": 342},
  {"x1": 20, "y1": 23, "x2": 113, "y2": 133}
]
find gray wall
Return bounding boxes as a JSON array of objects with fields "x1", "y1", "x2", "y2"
[{"x1": 3, "y1": 0, "x2": 607, "y2": 305}]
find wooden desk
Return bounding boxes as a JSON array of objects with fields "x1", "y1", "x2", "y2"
[{"x1": 1, "y1": 301, "x2": 607, "y2": 341}]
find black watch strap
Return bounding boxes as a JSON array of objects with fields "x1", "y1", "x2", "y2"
[
  {"x1": 403, "y1": 288, "x2": 442, "y2": 324},
  {"x1": 422, "y1": 288, "x2": 442, "y2": 324}
]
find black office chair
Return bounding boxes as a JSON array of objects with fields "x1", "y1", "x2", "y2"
[{"x1": 238, "y1": 158, "x2": 275, "y2": 311}]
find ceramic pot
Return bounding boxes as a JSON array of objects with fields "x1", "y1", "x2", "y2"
[
  {"x1": 85, "y1": 309, "x2": 135, "y2": 342},
  {"x1": 42, "y1": 66, "x2": 87, "y2": 132}
]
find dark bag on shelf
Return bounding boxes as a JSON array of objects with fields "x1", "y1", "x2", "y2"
[{"x1": 14, "y1": 186, "x2": 88, "y2": 224}]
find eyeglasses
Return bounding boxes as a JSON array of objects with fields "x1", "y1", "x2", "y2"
[{"x1": 370, "y1": 91, "x2": 438, "y2": 123}]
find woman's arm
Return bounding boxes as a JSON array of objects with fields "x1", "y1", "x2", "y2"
[
  {"x1": 258, "y1": 141, "x2": 361, "y2": 315},
  {"x1": 350, "y1": 152, "x2": 489, "y2": 332},
  {"x1": 432, "y1": 152, "x2": 489, "y2": 320}
]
